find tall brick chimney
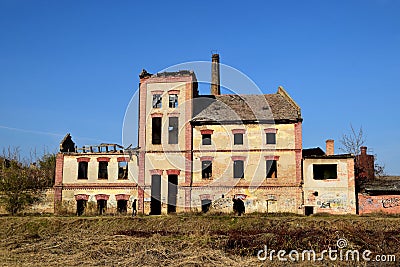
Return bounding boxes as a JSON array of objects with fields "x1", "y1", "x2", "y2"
[
  {"x1": 211, "y1": 54, "x2": 220, "y2": 95},
  {"x1": 326, "y1": 139, "x2": 334, "y2": 155}
]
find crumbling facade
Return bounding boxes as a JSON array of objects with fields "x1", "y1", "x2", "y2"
[
  {"x1": 54, "y1": 142, "x2": 138, "y2": 215},
  {"x1": 54, "y1": 54, "x2": 361, "y2": 216}
]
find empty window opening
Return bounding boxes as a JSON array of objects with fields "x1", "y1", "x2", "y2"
[
  {"x1": 266, "y1": 160, "x2": 277, "y2": 178},
  {"x1": 78, "y1": 162, "x2": 88, "y2": 179},
  {"x1": 118, "y1": 161, "x2": 128, "y2": 179},
  {"x1": 150, "y1": 175, "x2": 161, "y2": 215},
  {"x1": 202, "y1": 134, "x2": 211, "y2": 145},
  {"x1": 167, "y1": 175, "x2": 178, "y2": 213},
  {"x1": 98, "y1": 161, "x2": 108, "y2": 179},
  {"x1": 201, "y1": 199, "x2": 212, "y2": 213},
  {"x1": 266, "y1": 133, "x2": 276, "y2": 144},
  {"x1": 313, "y1": 164, "x2": 337, "y2": 180},
  {"x1": 168, "y1": 117, "x2": 179, "y2": 144},
  {"x1": 117, "y1": 200, "x2": 128, "y2": 213},
  {"x1": 76, "y1": 200, "x2": 87, "y2": 216},
  {"x1": 233, "y1": 160, "x2": 244, "y2": 178},
  {"x1": 152, "y1": 117, "x2": 162, "y2": 144},
  {"x1": 97, "y1": 199, "x2": 107, "y2": 215},
  {"x1": 234, "y1": 133, "x2": 243, "y2": 145},
  {"x1": 169, "y1": 94, "x2": 178, "y2": 108},
  {"x1": 152, "y1": 94, "x2": 162, "y2": 108},
  {"x1": 202, "y1": 161, "x2": 212, "y2": 179}
]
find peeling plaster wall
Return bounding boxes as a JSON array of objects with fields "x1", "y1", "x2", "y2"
[
  {"x1": 190, "y1": 122, "x2": 302, "y2": 214},
  {"x1": 58, "y1": 153, "x2": 139, "y2": 214},
  {"x1": 303, "y1": 157, "x2": 356, "y2": 214}
]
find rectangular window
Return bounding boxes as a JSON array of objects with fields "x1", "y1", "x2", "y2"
[
  {"x1": 313, "y1": 164, "x2": 337, "y2": 180},
  {"x1": 152, "y1": 94, "x2": 162, "y2": 108},
  {"x1": 78, "y1": 162, "x2": 88, "y2": 179},
  {"x1": 202, "y1": 161, "x2": 212, "y2": 179},
  {"x1": 234, "y1": 133, "x2": 243, "y2": 145},
  {"x1": 168, "y1": 117, "x2": 179, "y2": 144},
  {"x1": 169, "y1": 94, "x2": 178, "y2": 108},
  {"x1": 98, "y1": 161, "x2": 108, "y2": 179},
  {"x1": 152, "y1": 117, "x2": 162, "y2": 144},
  {"x1": 233, "y1": 160, "x2": 244, "y2": 178},
  {"x1": 266, "y1": 133, "x2": 276, "y2": 144},
  {"x1": 266, "y1": 160, "x2": 277, "y2": 178},
  {"x1": 202, "y1": 134, "x2": 211, "y2": 145},
  {"x1": 118, "y1": 161, "x2": 128, "y2": 179}
]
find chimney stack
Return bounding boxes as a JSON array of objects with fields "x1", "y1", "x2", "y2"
[
  {"x1": 360, "y1": 146, "x2": 367, "y2": 155},
  {"x1": 326, "y1": 139, "x2": 334, "y2": 155},
  {"x1": 211, "y1": 54, "x2": 220, "y2": 95}
]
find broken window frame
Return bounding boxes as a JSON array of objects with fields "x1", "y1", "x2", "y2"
[
  {"x1": 152, "y1": 94, "x2": 162, "y2": 108},
  {"x1": 152, "y1": 117, "x2": 162, "y2": 144},
  {"x1": 202, "y1": 134, "x2": 212, "y2": 145},
  {"x1": 201, "y1": 160, "x2": 212, "y2": 179},
  {"x1": 234, "y1": 133, "x2": 244, "y2": 145},
  {"x1": 168, "y1": 117, "x2": 179, "y2": 144},
  {"x1": 313, "y1": 164, "x2": 338, "y2": 180},
  {"x1": 98, "y1": 161, "x2": 108, "y2": 179},
  {"x1": 266, "y1": 133, "x2": 276, "y2": 144},
  {"x1": 118, "y1": 161, "x2": 129, "y2": 179},
  {"x1": 77, "y1": 162, "x2": 88, "y2": 179},
  {"x1": 266, "y1": 160, "x2": 278, "y2": 178},
  {"x1": 233, "y1": 160, "x2": 244, "y2": 179},
  {"x1": 168, "y1": 94, "x2": 178, "y2": 108}
]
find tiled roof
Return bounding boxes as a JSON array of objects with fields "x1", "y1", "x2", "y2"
[{"x1": 192, "y1": 87, "x2": 302, "y2": 123}]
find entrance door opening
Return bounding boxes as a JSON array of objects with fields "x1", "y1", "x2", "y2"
[
  {"x1": 117, "y1": 200, "x2": 128, "y2": 213},
  {"x1": 305, "y1": 206, "x2": 314, "y2": 216},
  {"x1": 201, "y1": 199, "x2": 212, "y2": 213},
  {"x1": 76, "y1": 200, "x2": 87, "y2": 216},
  {"x1": 167, "y1": 175, "x2": 178, "y2": 213},
  {"x1": 150, "y1": 174, "x2": 161, "y2": 215},
  {"x1": 97, "y1": 199, "x2": 107, "y2": 215}
]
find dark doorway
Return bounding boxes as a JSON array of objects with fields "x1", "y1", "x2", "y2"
[
  {"x1": 167, "y1": 175, "x2": 178, "y2": 213},
  {"x1": 305, "y1": 206, "x2": 314, "y2": 216},
  {"x1": 150, "y1": 175, "x2": 161, "y2": 215},
  {"x1": 117, "y1": 200, "x2": 127, "y2": 213},
  {"x1": 76, "y1": 200, "x2": 87, "y2": 216},
  {"x1": 201, "y1": 199, "x2": 212, "y2": 213},
  {"x1": 97, "y1": 199, "x2": 107, "y2": 215}
]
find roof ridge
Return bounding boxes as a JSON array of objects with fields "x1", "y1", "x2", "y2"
[{"x1": 277, "y1": 86, "x2": 301, "y2": 117}]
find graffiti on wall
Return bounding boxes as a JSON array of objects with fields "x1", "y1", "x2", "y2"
[{"x1": 382, "y1": 198, "x2": 400, "y2": 209}]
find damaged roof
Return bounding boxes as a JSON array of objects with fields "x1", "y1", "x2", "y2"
[
  {"x1": 192, "y1": 87, "x2": 302, "y2": 124},
  {"x1": 362, "y1": 178, "x2": 400, "y2": 193}
]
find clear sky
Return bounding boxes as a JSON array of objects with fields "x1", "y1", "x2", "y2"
[{"x1": 0, "y1": 0, "x2": 399, "y2": 174}]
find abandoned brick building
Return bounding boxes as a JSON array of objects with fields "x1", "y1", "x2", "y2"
[{"x1": 54, "y1": 54, "x2": 376, "y2": 216}]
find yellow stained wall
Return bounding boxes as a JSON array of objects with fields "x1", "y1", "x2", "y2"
[{"x1": 60, "y1": 153, "x2": 139, "y2": 214}]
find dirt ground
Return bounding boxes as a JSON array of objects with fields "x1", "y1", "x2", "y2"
[{"x1": 0, "y1": 213, "x2": 399, "y2": 266}]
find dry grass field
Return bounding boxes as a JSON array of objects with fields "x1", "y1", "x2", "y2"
[{"x1": 1, "y1": 213, "x2": 400, "y2": 266}]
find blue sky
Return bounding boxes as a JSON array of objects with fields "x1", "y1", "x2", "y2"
[{"x1": 0, "y1": 0, "x2": 399, "y2": 174}]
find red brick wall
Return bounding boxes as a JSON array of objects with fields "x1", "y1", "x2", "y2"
[
  {"x1": 356, "y1": 153, "x2": 375, "y2": 179},
  {"x1": 358, "y1": 194, "x2": 400, "y2": 214},
  {"x1": 294, "y1": 122, "x2": 302, "y2": 184},
  {"x1": 54, "y1": 153, "x2": 64, "y2": 213}
]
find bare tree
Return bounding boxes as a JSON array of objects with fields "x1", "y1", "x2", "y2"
[
  {"x1": 0, "y1": 148, "x2": 56, "y2": 214},
  {"x1": 339, "y1": 124, "x2": 365, "y2": 156},
  {"x1": 339, "y1": 124, "x2": 386, "y2": 178}
]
